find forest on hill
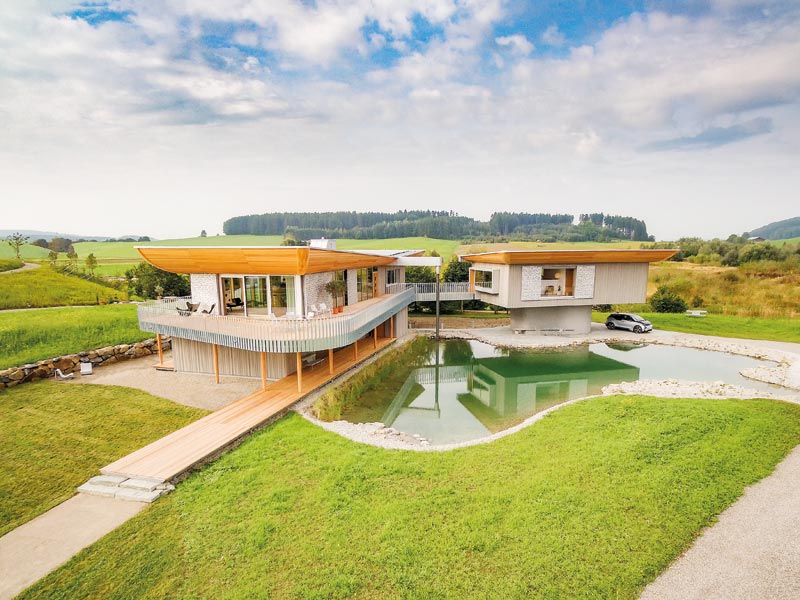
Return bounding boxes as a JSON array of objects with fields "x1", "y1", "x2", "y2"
[
  {"x1": 223, "y1": 211, "x2": 653, "y2": 242},
  {"x1": 748, "y1": 216, "x2": 800, "y2": 240}
]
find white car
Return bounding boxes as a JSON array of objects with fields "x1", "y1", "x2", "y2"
[{"x1": 605, "y1": 313, "x2": 653, "y2": 334}]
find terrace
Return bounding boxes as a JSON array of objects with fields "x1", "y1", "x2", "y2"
[{"x1": 137, "y1": 287, "x2": 415, "y2": 354}]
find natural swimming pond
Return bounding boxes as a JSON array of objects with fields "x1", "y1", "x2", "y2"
[{"x1": 337, "y1": 339, "x2": 786, "y2": 445}]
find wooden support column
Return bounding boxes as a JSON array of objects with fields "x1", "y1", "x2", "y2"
[
  {"x1": 353, "y1": 339, "x2": 358, "y2": 361},
  {"x1": 373, "y1": 327, "x2": 378, "y2": 349},
  {"x1": 390, "y1": 316, "x2": 394, "y2": 339},
  {"x1": 156, "y1": 333, "x2": 164, "y2": 365},
  {"x1": 296, "y1": 352, "x2": 302, "y2": 393},
  {"x1": 328, "y1": 348, "x2": 334, "y2": 375},
  {"x1": 260, "y1": 351, "x2": 268, "y2": 390},
  {"x1": 212, "y1": 344, "x2": 220, "y2": 384}
]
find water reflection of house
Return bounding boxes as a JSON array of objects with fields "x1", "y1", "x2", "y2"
[{"x1": 381, "y1": 345, "x2": 639, "y2": 443}]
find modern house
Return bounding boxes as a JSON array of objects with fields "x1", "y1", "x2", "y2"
[
  {"x1": 135, "y1": 245, "x2": 675, "y2": 390},
  {"x1": 460, "y1": 249, "x2": 677, "y2": 334}
]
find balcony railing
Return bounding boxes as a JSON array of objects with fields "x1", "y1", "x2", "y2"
[
  {"x1": 137, "y1": 288, "x2": 415, "y2": 354},
  {"x1": 387, "y1": 282, "x2": 473, "y2": 301}
]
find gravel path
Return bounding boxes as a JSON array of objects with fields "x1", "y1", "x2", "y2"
[{"x1": 67, "y1": 350, "x2": 261, "y2": 410}]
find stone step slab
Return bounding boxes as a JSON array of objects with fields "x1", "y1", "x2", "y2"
[
  {"x1": 114, "y1": 488, "x2": 163, "y2": 503},
  {"x1": 118, "y1": 478, "x2": 160, "y2": 492},
  {"x1": 77, "y1": 483, "x2": 117, "y2": 498},
  {"x1": 87, "y1": 475, "x2": 128, "y2": 487}
]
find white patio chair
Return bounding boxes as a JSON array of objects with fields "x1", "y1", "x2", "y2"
[
  {"x1": 319, "y1": 302, "x2": 331, "y2": 316},
  {"x1": 54, "y1": 368, "x2": 74, "y2": 381}
]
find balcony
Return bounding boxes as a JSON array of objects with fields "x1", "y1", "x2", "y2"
[
  {"x1": 137, "y1": 287, "x2": 415, "y2": 354},
  {"x1": 387, "y1": 282, "x2": 473, "y2": 302}
]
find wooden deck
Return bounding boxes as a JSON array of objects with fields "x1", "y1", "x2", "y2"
[{"x1": 102, "y1": 336, "x2": 395, "y2": 483}]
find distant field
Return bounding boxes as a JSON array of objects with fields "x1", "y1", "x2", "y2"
[
  {"x1": 458, "y1": 240, "x2": 648, "y2": 255},
  {"x1": 73, "y1": 235, "x2": 285, "y2": 260},
  {"x1": 0, "y1": 243, "x2": 49, "y2": 260},
  {"x1": 0, "y1": 268, "x2": 128, "y2": 310},
  {"x1": 0, "y1": 304, "x2": 144, "y2": 369},
  {"x1": 772, "y1": 237, "x2": 800, "y2": 246},
  {"x1": 74, "y1": 235, "x2": 462, "y2": 262}
]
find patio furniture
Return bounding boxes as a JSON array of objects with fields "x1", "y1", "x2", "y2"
[
  {"x1": 177, "y1": 302, "x2": 198, "y2": 316},
  {"x1": 54, "y1": 368, "x2": 74, "y2": 381}
]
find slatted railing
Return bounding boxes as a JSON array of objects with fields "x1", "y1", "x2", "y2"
[
  {"x1": 137, "y1": 288, "x2": 415, "y2": 354},
  {"x1": 387, "y1": 282, "x2": 473, "y2": 301}
]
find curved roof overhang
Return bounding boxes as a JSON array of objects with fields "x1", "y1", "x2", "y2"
[
  {"x1": 136, "y1": 246, "x2": 397, "y2": 275},
  {"x1": 459, "y1": 249, "x2": 678, "y2": 265}
]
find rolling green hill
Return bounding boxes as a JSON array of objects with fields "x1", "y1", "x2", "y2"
[
  {"x1": 749, "y1": 216, "x2": 800, "y2": 240},
  {"x1": 73, "y1": 235, "x2": 286, "y2": 260},
  {"x1": 0, "y1": 268, "x2": 127, "y2": 309},
  {"x1": 0, "y1": 243, "x2": 50, "y2": 260}
]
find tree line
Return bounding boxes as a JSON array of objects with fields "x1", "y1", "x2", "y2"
[{"x1": 224, "y1": 211, "x2": 653, "y2": 242}]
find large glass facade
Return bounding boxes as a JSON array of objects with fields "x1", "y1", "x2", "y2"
[
  {"x1": 356, "y1": 267, "x2": 376, "y2": 302},
  {"x1": 224, "y1": 275, "x2": 298, "y2": 317}
]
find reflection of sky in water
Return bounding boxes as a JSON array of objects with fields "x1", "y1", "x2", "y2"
[{"x1": 345, "y1": 340, "x2": 785, "y2": 446}]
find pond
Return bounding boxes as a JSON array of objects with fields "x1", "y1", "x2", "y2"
[{"x1": 338, "y1": 339, "x2": 788, "y2": 445}]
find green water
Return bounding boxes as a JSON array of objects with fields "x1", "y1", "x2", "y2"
[{"x1": 341, "y1": 339, "x2": 785, "y2": 445}]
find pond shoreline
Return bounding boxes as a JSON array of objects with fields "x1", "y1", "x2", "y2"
[{"x1": 297, "y1": 324, "x2": 800, "y2": 451}]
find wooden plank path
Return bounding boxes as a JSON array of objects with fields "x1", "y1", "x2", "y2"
[{"x1": 102, "y1": 337, "x2": 395, "y2": 483}]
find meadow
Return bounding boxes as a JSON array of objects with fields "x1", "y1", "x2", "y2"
[
  {"x1": 0, "y1": 267, "x2": 128, "y2": 310},
  {"x1": 19, "y1": 397, "x2": 800, "y2": 599},
  {"x1": 0, "y1": 381, "x2": 207, "y2": 536},
  {"x1": 0, "y1": 304, "x2": 144, "y2": 369}
]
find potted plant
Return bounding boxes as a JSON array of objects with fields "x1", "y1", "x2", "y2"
[{"x1": 323, "y1": 279, "x2": 347, "y2": 313}]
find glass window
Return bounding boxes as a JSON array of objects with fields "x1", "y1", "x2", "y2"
[
  {"x1": 269, "y1": 275, "x2": 296, "y2": 317},
  {"x1": 474, "y1": 270, "x2": 493, "y2": 291},
  {"x1": 356, "y1": 267, "x2": 376, "y2": 302},
  {"x1": 244, "y1": 276, "x2": 270, "y2": 315},
  {"x1": 386, "y1": 268, "x2": 400, "y2": 286},
  {"x1": 222, "y1": 277, "x2": 245, "y2": 314}
]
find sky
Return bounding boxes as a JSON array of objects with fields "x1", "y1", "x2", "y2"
[{"x1": 1, "y1": 1, "x2": 799, "y2": 241}]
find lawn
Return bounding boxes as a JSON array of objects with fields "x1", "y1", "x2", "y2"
[
  {"x1": 0, "y1": 381, "x2": 207, "y2": 536},
  {"x1": 0, "y1": 266, "x2": 128, "y2": 310},
  {"x1": 0, "y1": 304, "x2": 145, "y2": 369},
  {"x1": 20, "y1": 396, "x2": 800, "y2": 599},
  {"x1": 592, "y1": 311, "x2": 800, "y2": 344}
]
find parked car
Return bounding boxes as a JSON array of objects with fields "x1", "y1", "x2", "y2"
[{"x1": 605, "y1": 313, "x2": 653, "y2": 333}]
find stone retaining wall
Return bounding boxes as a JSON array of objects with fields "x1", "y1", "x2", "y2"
[{"x1": 0, "y1": 337, "x2": 171, "y2": 389}]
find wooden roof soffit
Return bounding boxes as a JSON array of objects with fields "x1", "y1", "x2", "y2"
[
  {"x1": 136, "y1": 246, "x2": 396, "y2": 275},
  {"x1": 459, "y1": 249, "x2": 679, "y2": 265}
]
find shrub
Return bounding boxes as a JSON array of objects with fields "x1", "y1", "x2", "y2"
[{"x1": 650, "y1": 286, "x2": 688, "y2": 313}]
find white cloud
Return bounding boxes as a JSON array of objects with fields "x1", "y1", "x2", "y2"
[
  {"x1": 541, "y1": 24, "x2": 565, "y2": 47},
  {"x1": 495, "y1": 34, "x2": 533, "y2": 56}
]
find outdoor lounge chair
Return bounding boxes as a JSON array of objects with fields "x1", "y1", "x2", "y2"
[
  {"x1": 54, "y1": 368, "x2": 74, "y2": 380},
  {"x1": 177, "y1": 302, "x2": 198, "y2": 316},
  {"x1": 200, "y1": 303, "x2": 216, "y2": 314}
]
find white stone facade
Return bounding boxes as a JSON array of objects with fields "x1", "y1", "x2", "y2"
[
  {"x1": 521, "y1": 266, "x2": 542, "y2": 301},
  {"x1": 304, "y1": 272, "x2": 334, "y2": 313},
  {"x1": 190, "y1": 274, "x2": 220, "y2": 314},
  {"x1": 574, "y1": 265, "x2": 595, "y2": 299}
]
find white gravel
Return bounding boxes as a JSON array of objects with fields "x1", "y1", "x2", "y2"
[{"x1": 297, "y1": 324, "x2": 800, "y2": 451}]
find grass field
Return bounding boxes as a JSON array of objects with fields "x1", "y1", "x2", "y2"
[
  {"x1": 458, "y1": 239, "x2": 647, "y2": 255},
  {"x1": 20, "y1": 397, "x2": 800, "y2": 599},
  {"x1": 0, "y1": 267, "x2": 128, "y2": 310},
  {"x1": 0, "y1": 304, "x2": 145, "y2": 368},
  {"x1": 0, "y1": 381, "x2": 207, "y2": 536},
  {"x1": 0, "y1": 242, "x2": 49, "y2": 260},
  {"x1": 592, "y1": 311, "x2": 800, "y2": 343},
  {"x1": 0, "y1": 258, "x2": 23, "y2": 272}
]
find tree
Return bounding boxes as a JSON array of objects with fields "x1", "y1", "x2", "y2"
[
  {"x1": 85, "y1": 253, "x2": 98, "y2": 276},
  {"x1": 6, "y1": 232, "x2": 28, "y2": 259},
  {"x1": 48, "y1": 250, "x2": 59, "y2": 265},
  {"x1": 125, "y1": 262, "x2": 190, "y2": 299},
  {"x1": 650, "y1": 286, "x2": 687, "y2": 313},
  {"x1": 200, "y1": 230, "x2": 207, "y2": 238},
  {"x1": 443, "y1": 256, "x2": 470, "y2": 282},
  {"x1": 66, "y1": 246, "x2": 78, "y2": 266},
  {"x1": 32, "y1": 238, "x2": 49, "y2": 249},
  {"x1": 49, "y1": 237, "x2": 73, "y2": 252}
]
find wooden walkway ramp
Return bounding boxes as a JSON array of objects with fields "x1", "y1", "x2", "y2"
[{"x1": 102, "y1": 337, "x2": 394, "y2": 483}]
